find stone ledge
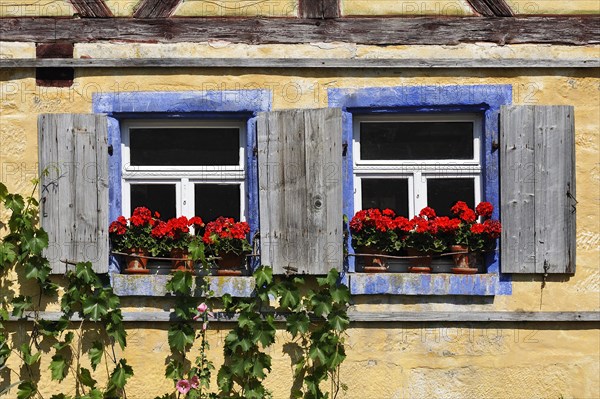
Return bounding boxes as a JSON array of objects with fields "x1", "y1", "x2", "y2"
[
  {"x1": 349, "y1": 273, "x2": 502, "y2": 296},
  {"x1": 111, "y1": 274, "x2": 256, "y2": 297}
]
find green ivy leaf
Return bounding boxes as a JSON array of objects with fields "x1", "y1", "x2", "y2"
[
  {"x1": 16, "y1": 381, "x2": 36, "y2": 399},
  {"x1": 167, "y1": 323, "x2": 194, "y2": 352},
  {"x1": 0, "y1": 242, "x2": 17, "y2": 266},
  {"x1": 326, "y1": 345, "x2": 346, "y2": 369},
  {"x1": 107, "y1": 359, "x2": 134, "y2": 392},
  {"x1": 75, "y1": 262, "x2": 99, "y2": 285},
  {"x1": 329, "y1": 286, "x2": 350, "y2": 304},
  {"x1": 106, "y1": 319, "x2": 127, "y2": 350},
  {"x1": 49, "y1": 394, "x2": 72, "y2": 399},
  {"x1": 52, "y1": 332, "x2": 74, "y2": 352},
  {"x1": 22, "y1": 229, "x2": 48, "y2": 254},
  {"x1": 166, "y1": 271, "x2": 192, "y2": 295},
  {"x1": 327, "y1": 311, "x2": 350, "y2": 332},
  {"x1": 217, "y1": 366, "x2": 234, "y2": 393},
  {"x1": 88, "y1": 341, "x2": 103, "y2": 371},
  {"x1": 165, "y1": 359, "x2": 183, "y2": 381},
  {"x1": 189, "y1": 239, "x2": 206, "y2": 266},
  {"x1": 78, "y1": 367, "x2": 97, "y2": 388},
  {"x1": 11, "y1": 296, "x2": 32, "y2": 318},
  {"x1": 310, "y1": 294, "x2": 332, "y2": 318},
  {"x1": 5, "y1": 194, "x2": 24, "y2": 213},
  {"x1": 308, "y1": 345, "x2": 327, "y2": 365},
  {"x1": 286, "y1": 312, "x2": 310, "y2": 337},
  {"x1": 24, "y1": 256, "x2": 51, "y2": 283},
  {"x1": 81, "y1": 389, "x2": 102, "y2": 399},
  {"x1": 82, "y1": 295, "x2": 108, "y2": 321},
  {"x1": 252, "y1": 325, "x2": 276, "y2": 347},
  {"x1": 221, "y1": 293, "x2": 233, "y2": 311},
  {"x1": 279, "y1": 287, "x2": 300, "y2": 310},
  {"x1": 38, "y1": 319, "x2": 69, "y2": 337},
  {"x1": 20, "y1": 343, "x2": 41, "y2": 366},
  {"x1": 0, "y1": 182, "x2": 7, "y2": 201},
  {"x1": 253, "y1": 266, "x2": 272, "y2": 288},
  {"x1": 49, "y1": 354, "x2": 68, "y2": 381}
]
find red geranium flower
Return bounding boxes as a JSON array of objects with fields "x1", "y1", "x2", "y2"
[{"x1": 475, "y1": 202, "x2": 494, "y2": 218}]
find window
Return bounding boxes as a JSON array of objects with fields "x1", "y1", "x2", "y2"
[
  {"x1": 353, "y1": 113, "x2": 482, "y2": 217},
  {"x1": 121, "y1": 120, "x2": 246, "y2": 221}
]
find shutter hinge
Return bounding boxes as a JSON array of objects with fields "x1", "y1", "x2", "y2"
[
  {"x1": 108, "y1": 144, "x2": 113, "y2": 156},
  {"x1": 253, "y1": 146, "x2": 258, "y2": 157},
  {"x1": 342, "y1": 142, "x2": 348, "y2": 156},
  {"x1": 567, "y1": 189, "x2": 578, "y2": 213},
  {"x1": 491, "y1": 140, "x2": 500, "y2": 151},
  {"x1": 283, "y1": 265, "x2": 298, "y2": 276}
]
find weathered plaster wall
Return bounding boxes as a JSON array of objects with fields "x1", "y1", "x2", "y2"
[{"x1": 1, "y1": 40, "x2": 599, "y2": 398}]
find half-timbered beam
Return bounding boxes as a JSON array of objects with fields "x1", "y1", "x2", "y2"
[
  {"x1": 300, "y1": 0, "x2": 340, "y2": 18},
  {"x1": 2, "y1": 58, "x2": 597, "y2": 69},
  {"x1": 465, "y1": 0, "x2": 513, "y2": 17},
  {"x1": 1, "y1": 17, "x2": 597, "y2": 45},
  {"x1": 68, "y1": 0, "x2": 113, "y2": 17},
  {"x1": 133, "y1": 0, "x2": 182, "y2": 18}
]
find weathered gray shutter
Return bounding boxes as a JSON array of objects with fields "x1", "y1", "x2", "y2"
[
  {"x1": 500, "y1": 105, "x2": 576, "y2": 273},
  {"x1": 258, "y1": 108, "x2": 343, "y2": 275},
  {"x1": 38, "y1": 114, "x2": 109, "y2": 274}
]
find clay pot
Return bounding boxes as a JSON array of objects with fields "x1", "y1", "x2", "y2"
[
  {"x1": 450, "y1": 244, "x2": 478, "y2": 274},
  {"x1": 216, "y1": 252, "x2": 245, "y2": 276},
  {"x1": 170, "y1": 248, "x2": 194, "y2": 272},
  {"x1": 355, "y1": 246, "x2": 388, "y2": 273},
  {"x1": 406, "y1": 248, "x2": 432, "y2": 273},
  {"x1": 124, "y1": 248, "x2": 150, "y2": 274}
]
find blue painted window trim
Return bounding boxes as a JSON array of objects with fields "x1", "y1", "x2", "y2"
[
  {"x1": 93, "y1": 90, "x2": 272, "y2": 274},
  {"x1": 328, "y1": 85, "x2": 512, "y2": 295}
]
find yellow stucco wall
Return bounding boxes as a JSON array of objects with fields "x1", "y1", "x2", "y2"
[
  {"x1": 2, "y1": 0, "x2": 599, "y2": 17},
  {"x1": 1, "y1": 40, "x2": 599, "y2": 398}
]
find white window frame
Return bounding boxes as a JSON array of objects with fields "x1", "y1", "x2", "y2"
[
  {"x1": 121, "y1": 119, "x2": 246, "y2": 221},
  {"x1": 353, "y1": 113, "x2": 483, "y2": 215}
]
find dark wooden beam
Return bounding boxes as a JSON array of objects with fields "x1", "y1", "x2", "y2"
[
  {"x1": 0, "y1": 17, "x2": 598, "y2": 45},
  {"x1": 68, "y1": 0, "x2": 113, "y2": 17},
  {"x1": 300, "y1": 0, "x2": 340, "y2": 18},
  {"x1": 133, "y1": 0, "x2": 182, "y2": 18},
  {"x1": 2, "y1": 57, "x2": 597, "y2": 69},
  {"x1": 465, "y1": 0, "x2": 513, "y2": 17}
]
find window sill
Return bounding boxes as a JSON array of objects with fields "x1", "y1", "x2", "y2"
[
  {"x1": 348, "y1": 272, "x2": 502, "y2": 296},
  {"x1": 110, "y1": 274, "x2": 255, "y2": 297}
]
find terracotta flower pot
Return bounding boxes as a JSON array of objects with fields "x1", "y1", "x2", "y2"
[
  {"x1": 355, "y1": 246, "x2": 388, "y2": 273},
  {"x1": 406, "y1": 248, "x2": 432, "y2": 273},
  {"x1": 450, "y1": 244, "x2": 478, "y2": 274},
  {"x1": 124, "y1": 248, "x2": 150, "y2": 274},
  {"x1": 170, "y1": 248, "x2": 194, "y2": 272},
  {"x1": 216, "y1": 252, "x2": 245, "y2": 276}
]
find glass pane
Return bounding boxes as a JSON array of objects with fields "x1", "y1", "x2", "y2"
[
  {"x1": 130, "y1": 184, "x2": 176, "y2": 220},
  {"x1": 360, "y1": 121, "x2": 474, "y2": 160},
  {"x1": 427, "y1": 178, "x2": 475, "y2": 216},
  {"x1": 195, "y1": 184, "x2": 240, "y2": 222},
  {"x1": 361, "y1": 179, "x2": 409, "y2": 216},
  {"x1": 129, "y1": 127, "x2": 240, "y2": 166}
]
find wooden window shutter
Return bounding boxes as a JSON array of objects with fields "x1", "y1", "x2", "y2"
[
  {"x1": 38, "y1": 114, "x2": 109, "y2": 274},
  {"x1": 257, "y1": 108, "x2": 343, "y2": 275},
  {"x1": 500, "y1": 105, "x2": 576, "y2": 274}
]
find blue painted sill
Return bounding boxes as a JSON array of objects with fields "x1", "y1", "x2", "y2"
[
  {"x1": 348, "y1": 273, "x2": 503, "y2": 296},
  {"x1": 111, "y1": 274, "x2": 256, "y2": 297}
]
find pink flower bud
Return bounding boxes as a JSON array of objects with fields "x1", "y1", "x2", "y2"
[
  {"x1": 197, "y1": 303, "x2": 208, "y2": 314},
  {"x1": 190, "y1": 375, "x2": 200, "y2": 389}
]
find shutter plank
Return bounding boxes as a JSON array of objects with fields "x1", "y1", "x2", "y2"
[
  {"x1": 39, "y1": 114, "x2": 109, "y2": 274},
  {"x1": 501, "y1": 106, "x2": 536, "y2": 273},
  {"x1": 258, "y1": 108, "x2": 342, "y2": 274},
  {"x1": 501, "y1": 105, "x2": 575, "y2": 274},
  {"x1": 534, "y1": 106, "x2": 576, "y2": 273}
]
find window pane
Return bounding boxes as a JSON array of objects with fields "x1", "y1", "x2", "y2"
[
  {"x1": 360, "y1": 121, "x2": 474, "y2": 160},
  {"x1": 361, "y1": 179, "x2": 409, "y2": 216},
  {"x1": 130, "y1": 184, "x2": 176, "y2": 220},
  {"x1": 195, "y1": 184, "x2": 240, "y2": 222},
  {"x1": 129, "y1": 127, "x2": 240, "y2": 166},
  {"x1": 427, "y1": 178, "x2": 475, "y2": 216}
]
